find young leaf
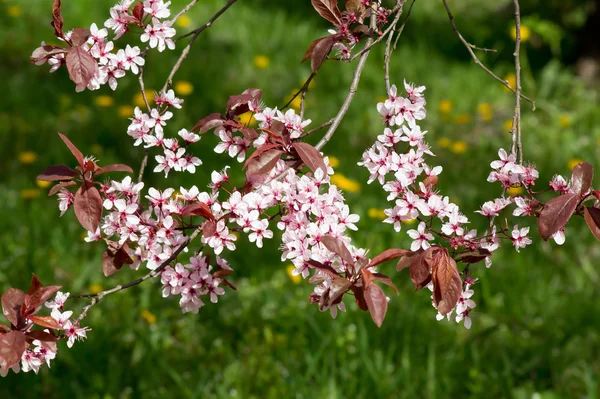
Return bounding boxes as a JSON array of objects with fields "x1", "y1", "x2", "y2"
[
  {"x1": 455, "y1": 248, "x2": 492, "y2": 264},
  {"x1": 407, "y1": 247, "x2": 436, "y2": 291},
  {"x1": 307, "y1": 259, "x2": 340, "y2": 278},
  {"x1": 94, "y1": 163, "x2": 134, "y2": 177},
  {"x1": 371, "y1": 272, "x2": 399, "y2": 295},
  {"x1": 181, "y1": 203, "x2": 216, "y2": 221},
  {"x1": 0, "y1": 331, "x2": 28, "y2": 375},
  {"x1": 30, "y1": 45, "x2": 67, "y2": 65},
  {"x1": 70, "y1": 28, "x2": 91, "y2": 46},
  {"x1": 320, "y1": 276, "x2": 352, "y2": 310},
  {"x1": 65, "y1": 46, "x2": 98, "y2": 89},
  {"x1": 243, "y1": 143, "x2": 282, "y2": 170},
  {"x1": 74, "y1": 184, "x2": 103, "y2": 233},
  {"x1": 361, "y1": 268, "x2": 376, "y2": 289},
  {"x1": 364, "y1": 283, "x2": 387, "y2": 327},
  {"x1": 49, "y1": 181, "x2": 77, "y2": 196},
  {"x1": 431, "y1": 250, "x2": 462, "y2": 316},
  {"x1": 28, "y1": 316, "x2": 61, "y2": 330},
  {"x1": 102, "y1": 244, "x2": 133, "y2": 277},
  {"x1": 191, "y1": 113, "x2": 225, "y2": 134},
  {"x1": 25, "y1": 330, "x2": 57, "y2": 343},
  {"x1": 58, "y1": 133, "x2": 84, "y2": 167},
  {"x1": 21, "y1": 275, "x2": 62, "y2": 318},
  {"x1": 320, "y1": 235, "x2": 354, "y2": 265},
  {"x1": 51, "y1": 0, "x2": 64, "y2": 39},
  {"x1": 132, "y1": 2, "x2": 144, "y2": 22},
  {"x1": 571, "y1": 162, "x2": 593, "y2": 197},
  {"x1": 37, "y1": 164, "x2": 78, "y2": 181},
  {"x1": 246, "y1": 148, "x2": 283, "y2": 177},
  {"x1": 203, "y1": 220, "x2": 217, "y2": 238},
  {"x1": 309, "y1": 35, "x2": 336, "y2": 74},
  {"x1": 367, "y1": 248, "x2": 411, "y2": 268},
  {"x1": 538, "y1": 193, "x2": 579, "y2": 240},
  {"x1": 584, "y1": 206, "x2": 600, "y2": 240},
  {"x1": 311, "y1": 0, "x2": 343, "y2": 25},
  {"x1": 1, "y1": 289, "x2": 25, "y2": 327},
  {"x1": 292, "y1": 142, "x2": 327, "y2": 174}
]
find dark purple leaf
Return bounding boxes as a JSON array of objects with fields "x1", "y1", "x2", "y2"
[
  {"x1": 320, "y1": 235, "x2": 354, "y2": 265},
  {"x1": 311, "y1": 0, "x2": 343, "y2": 25},
  {"x1": 25, "y1": 330, "x2": 57, "y2": 343},
  {"x1": 94, "y1": 163, "x2": 133, "y2": 176},
  {"x1": 49, "y1": 181, "x2": 77, "y2": 196},
  {"x1": 37, "y1": 164, "x2": 78, "y2": 181},
  {"x1": 538, "y1": 193, "x2": 579, "y2": 240},
  {"x1": 181, "y1": 203, "x2": 215, "y2": 221},
  {"x1": 309, "y1": 35, "x2": 336, "y2": 74},
  {"x1": 320, "y1": 276, "x2": 352, "y2": 310},
  {"x1": 245, "y1": 149, "x2": 283, "y2": 177},
  {"x1": 243, "y1": 143, "x2": 282, "y2": 170},
  {"x1": 571, "y1": 162, "x2": 593, "y2": 197},
  {"x1": 307, "y1": 259, "x2": 339, "y2": 278},
  {"x1": 292, "y1": 142, "x2": 327, "y2": 174},
  {"x1": 132, "y1": 2, "x2": 144, "y2": 22},
  {"x1": 102, "y1": 243, "x2": 133, "y2": 278},
  {"x1": 191, "y1": 113, "x2": 225, "y2": 134},
  {"x1": 226, "y1": 93, "x2": 253, "y2": 118},
  {"x1": 21, "y1": 275, "x2": 62, "y2": 318},
  {"x1": 584, "y1": 206, "x2": 600, "y2": 240},
  {"x1": 364, "y1": 283, "x2": 387, "y2": 327},
  {"x1": 65, "y1": 46, "x2": 98, "y2": 89},
  {"x1": 74, "y1": 183, "x2": 103, "y2": 232},
  {"x1": 431, "y1": 249, "x2": 462, "y2": 316},
  {"x1": 51, "y1": 0, "x2": 64, "y2": 39},
  {"x1": 0, "y1": 331, "x2": 28, "y2": 375},
  {"x1": 455, "y1": 248, "x2": 492, "y2": 264}
]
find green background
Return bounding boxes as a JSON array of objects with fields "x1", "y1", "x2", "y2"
[{"x1": 1, "y1": 0, "x2": 599, "y2": 397}]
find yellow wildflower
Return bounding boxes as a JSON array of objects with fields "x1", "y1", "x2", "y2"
[
  {"x1": 330, "y1": 174, "x2": 361, "y2": 193},
  {"x1": 91, "y1": 144, "x2": 103, "y2": 155},
  {"x1": 174, "y1": 81, "x2": 194, "y2": 96},
  {"x1": 368, "y1": 208, "x2": 386, "y2": 220},
  {"x1": 437, "y1": 138, "x2": 451, "y2": 148},
  {"x1": 454, "y1": 113, "x2": 472, "y2": 124},
  {"x1": 89, "y1": 284, "x2": 103, "y2": 294},
  {"x1": 118, "y1": 105, "x2": 134, "y2": 118},
  {"x1": 237, "y1": 112, "x2": 256, "y2": 126},
  {"x1": 18, "y1": 151, "x2": 38, "y2": 164},
  {"x1": 503, "y1": 119, "x2": 514, "y2": 132},
  {"x1": 507, "y1": 186, "x2": 524, "y2": 196},
  {"x1": 402, "y1": 218, "x2": 416, "y2": 225},
  {"x1": 286, "y1": 265, "x2": 302, "y2": 284},
  {"x1": 7, "y1": 5, "x2": 22, "y2": 17},
  {"x1": 94, "y1": 95, "x2": 114, "y2": 107},
  {"x1": 253, "y1": 55, "x2": 270, "y2": 69},
  {"x1": 510, "y1": 25, "x2": 531, "y2": 42},
  {"x1": 450, "y1": 140, "x2": 468, "y2": 154},
  {"x1": 439, "y1": 100, "x2": 453, "y2": 114},
  {"x1": 376, "y1": 96, "x2": 388, "y2": 104},
  {"x1": 21, "y1": 189, "x2": 41, "y2": 200},
  {"x1": 504, "y1": 74, "x2": 516, "y2": 92},
  {"x1": 286, "y1": 89, "x2": 302, "y2": 110},
  {"x1": 141, "y1": 309, "x2": 157, "y2": 325},
  {"x1": 133, "y1": 90, "x2": 155, "y2": 108},
  {"x1": 36, "y1": 179, "x2": 51, "y2": 189},
  {"x1": 559, "y1": 114, "x2": 571, "y2": 128},
  {"x1": 477, "y1": 103, "x2": 492, "y2": 122},
  {"x1": 568, "y1": 158, "x2": 583, "y2": 170},
  {"x1": 176, "y1": 15, "x2": 191, "y2": 28},
  {"x1": 328, "y1": 156, "x2": 340, "y2": 168}
]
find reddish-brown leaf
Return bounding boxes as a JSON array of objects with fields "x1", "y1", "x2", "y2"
[
  {"x1": 396, "y1": 250, "x2": 417, "y2": 271},
  {"x1": 74, "y1": 184, "x2": 103, "y2": 232},
  {"x1": 246, "y1": 148, "x2": 283, "y2": 177},
  {"x1": 37, "y1": 164, "x2": 78, "y2": 181},
  {"x1": 49, "y1": 181, "x2": 77, "y2": 196},
  {"x1": 351, "y1": 285, "x2": 369, "y2": 311},
  {"x1": 0, "y1": 324, "x2": 9, "y2": 334},
  {"x1": 571, "y1": 162, "x2": 594, "y2": 197},
  {"x1": 361, "y1": 268, "x2": 376, "y2": 289},
  {"x1": 292, "y1": 142, "x2": 327, "y2": 174},
  {"x1": 213, "y1": 269, "x2": 234, "y2": 278},
  {"x1": 1, "y1": 289, "x2": 25, "y2": 328},
  {"x1": 243, "y1": 143, "x2": 282, "y2": 170},
  {"x1": 320, "y1": 276, "x2": 352, "y2": 310},
  {"x1": 431, "y1": 250, "x2": 462, "y2": 316},
  {"x1": 258, "y1": 128, "x2": 285, "y2": 144},
  {"x1": 307, "y1": 259, "x2": 339, "y2": 278},
  {"x1": 0, "y1": 331, "x2": 29, "y2": 374},
  {"x1": 371, "y1": 272, "x2": 399, "y2": 295},
  {"x1": 65, "y1": 46, "x2": 98, "y2": 89},
  {"x1": 311, "y1": 0, "x2": 343, "y2": 25},
  {"x1": 21, "y1": 275, "x2": 62, "y2": 318},
  {"x1": 226, "y1": 93, "x2": 253, "y2": 117},
  {"x1": 70, "y1": 28, "x2": 91, "y2": 46},
  {"x1": 25, "y1": 330, "x2": 57, "y2": 343},
  {"x1": 191, "y1": 113, "x2": 225, "y2": 134},
  {"x1": 407, "y1": 248, "x2": 437, "y2": 291},
  {"x1": 320, "y1": 235, "x2": 354, "y2": 265},
  {"x1": 364, "y1": 283, "x2": 387, "y2": 327},
  {"x1": 455, "y1": 248, "x2": 492, "y2": 264},
  {"x1": 30, "y1": 45, "x2": 67, "y2": 65},
  {"x1": 367, "y1": 248, "x2": 411, "y2": 268},
  {"x1": 28, "y1": 316, "x2": 61, "y2": 330},
  {"x1": 584, "y1": 206, "x2": 600, "y2": 240},
  {"x1": 422, "y1": 175, "x2": 439, "y2": 191},
  {"x1": 203, "y1": 220, "x2": 217, "y2": 238},
  {"x1": 181, "y1": 203, "x2": 215, "y2": 221},
  {"x1": 309, "y1": 35, "x2": 336, "y2": 74},
  {"x1": 241, "y1": 127, "x2": 259, "y2": 142},
  {"x1": 538, "y1": 193, "x2": 579, "y2": 240},
  {"x1": 58, "y1": 133, "x2": 84, "y2": 167},
  {"x1": 132, "y1": 2, "x2": 144, "y2": 21},
  {"x1": 51, "y1": 0, "x2": 64, "y2": 39},
  {"x1": 302, "y1": 36, "x2": 328, "y2": 63},
  {"x1": 94, "y1": 163, "x2": 133, "y2": 176},
  {"x1": 345, "y1": 0, "x2": 365, "y2": 19},
  {"x1": 102, "y1": 244, "x2": 133, "y2": 277}
]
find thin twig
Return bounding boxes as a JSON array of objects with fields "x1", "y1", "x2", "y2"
[
  {"x1": 511, "y1": 0, "x2": 523, "y2": 163},
  {"x1": 281, "y1": 72, "x2": 315, "y2": 110},
  {"x1": 393, "y1": 0, "x2": 416, "y2": 50},
  {"x1": 350, "y1": 2, "x2": 405, "y2": 62},
  {"x1": 384, "y1": 1, "x2": 405, "y2": 93},
  {"x1": 136, "y1": 64, "x2": 151, "y2": 183},
  {"x1": 441, "y1": 0, "x2": 535, "y2": 111},
  {"x1": 170, "y1": 0, "x2": 199, "y2": 25},
  {"x1": 316, "y1": 16, "x2": 378, "y2": 150}
]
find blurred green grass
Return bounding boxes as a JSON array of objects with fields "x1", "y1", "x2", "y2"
[{"x1": 1, "y1": 0, "x2": 599, "y2": 398}]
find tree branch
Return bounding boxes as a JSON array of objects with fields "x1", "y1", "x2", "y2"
[
  {"x1": 441, "y1": 0, "x2": 535, "y2": 111},
  {"x1": 511, "y1": 0, "x2": 523, "y2": 163}
]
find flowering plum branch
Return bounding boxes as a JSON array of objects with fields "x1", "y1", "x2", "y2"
[{"x1": 2, "y1": 0, "x2": 599, "y2": 379}]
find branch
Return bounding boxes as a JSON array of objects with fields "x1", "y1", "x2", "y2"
[
  {"x1": 441, "y1": 0, "x2": 535, "y2": 111},
  {"x1": 511, "y1": 0, "x2": 523, "y2": 163},
  {"x1": 315, "y1": 16, "x2": 378, "y2": 151},
  {"x1": 281, "y1": 72, "x2": 316, "y2": 110},
  {"x1": 384, "y1": 1, "x2": 406, "y2": 93},
  {"x1": 74, "y1": 227, "x2": 204, "y2": 323}
]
